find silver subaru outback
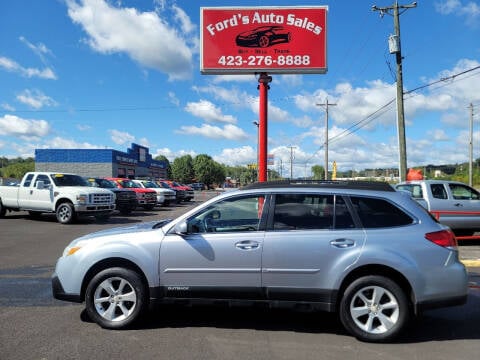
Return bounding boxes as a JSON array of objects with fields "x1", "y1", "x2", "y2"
[{"x1": 52, "y1": 180, "x2": 468, "y2": 342}]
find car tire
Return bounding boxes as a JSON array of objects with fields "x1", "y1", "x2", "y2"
[
  {"x1": 0, "y1": 200, "x2": 6, "y2": 217},
  {"x1": 143, "y1": 204, "x2": 155, "y2": 210},
  {"x1": 56, "y1": 202, "x2": 75, "y2": 224},
  {"x1": 339, "y1": 275, "x2": 410, "y2": 342},
  {"x1": 85, "y1": 267, "x2": 148, "y2": 329},
  {"x1": 258, "y1": 35, "x2": 270, "y2": 47}
]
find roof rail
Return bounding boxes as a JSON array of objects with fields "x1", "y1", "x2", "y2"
[{"x1": 241, "y1": 179, "x2": 395, "y2": 192}]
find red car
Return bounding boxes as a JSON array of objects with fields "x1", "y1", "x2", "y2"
[
  {"x1": 162, "y1": 180, "x2": 194, "y2": 202},
  {"x1": 235, "y1": 26, "x2": 291, "y2": 48},
  {"x1": 106, "y1": 177, "x2": 157, "y2": 210}
]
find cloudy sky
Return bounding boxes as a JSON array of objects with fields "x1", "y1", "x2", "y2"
[{"x1": 1, "y1": 0, "x2": 480, "y2": 178}]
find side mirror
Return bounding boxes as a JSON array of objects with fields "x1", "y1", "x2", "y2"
[{"x1": 173, "y1": 220, "x2": 188, "y2": 235}]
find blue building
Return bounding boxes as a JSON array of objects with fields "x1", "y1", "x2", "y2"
[{"x1": 35, "y1": 143, "x2": 167, "y2": 179}]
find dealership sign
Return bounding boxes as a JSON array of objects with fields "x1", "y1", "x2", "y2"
[{"x1": 200, "y1": 6, "x2": 328, "y2": 74}]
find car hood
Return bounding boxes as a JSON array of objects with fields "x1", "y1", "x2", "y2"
[{"x1": 76, "y1": 219, "x2": 172, "y2": 241}]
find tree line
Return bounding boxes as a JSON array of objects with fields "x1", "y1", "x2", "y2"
[{"x1": 2, "y1": 155, "x2": 480, "y2": 187}]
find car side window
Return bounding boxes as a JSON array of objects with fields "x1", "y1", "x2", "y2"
[
  {"x1": 34, "y1": 174, "x2": 51, "y2": 187},
  {"x1": 396, "y1": 184, "x2": 423, "y2": 199},
  {"x1": 273, "y1": 194, "x2": 355, "y2": 230},
  {"x1": 186, "y1": 195, "x2": 265, "y2": 234},
  {"x1": 350, "y1": 196, "x2": 413, "y2": 228},
  {"x1": 23, "y1": 174, "x2": 34, "y2": 187},
  {"x1": 430, "y1": 184, "x2": 448, "y2": 199},
  {"x1": 449, "y1": 183, "x2": 480, "y2": 200}
]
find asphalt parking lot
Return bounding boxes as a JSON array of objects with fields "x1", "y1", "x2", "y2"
[{"x1": 1, "y1": 191, "x2": 479, "y2": 359}]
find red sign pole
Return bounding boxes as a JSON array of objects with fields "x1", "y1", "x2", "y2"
[{"x1": 257, "y1": 73, "x2": 272, "y2": 182}]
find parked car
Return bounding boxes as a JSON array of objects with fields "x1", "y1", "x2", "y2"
[
  {"x1": 106, "y1": 177, "x2": 157, "y2": 210},
  {"x1": 52, "y1": 180, "x2": 467, "y2": 342},
  {"x1": 163, "y1": 180, "x2": 194, "y2": 202},
  {"x1": 157, "y1": 180, "x2": 185, "y2": 203},
  {"x1": 132, "y1": 179, "x2": 176, "y2": 206},
  {"x1": 188, "y1": 182, "x2": 204, "y2": 191},
  {"x1": 0, "y1": 172, "x2": 115, "y2": 224},
  {"x1": 86, "y1": 178, "x2": 138, "y2": 215},
  {"x1": 395, "y1": 180, "x2": 480, "y2": 236}
]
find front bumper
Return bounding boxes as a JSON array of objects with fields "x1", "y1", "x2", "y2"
[{"x1": 52, "y1": 274, "x2": 82, "y2": 303}]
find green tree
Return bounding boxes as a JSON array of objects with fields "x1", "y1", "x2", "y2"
[
  {"x1": 171, "y1": 155, "x2": 194, "y2": 183},
  {"x1": 311, "y1": 165, "x2": 325, "y2": 180},
  {"x1": 193, "y1": 154, "x2": 226, "y2": 188},
  {"x1": 154, "y1": 155, "x2": 172, "y2": 179},
  {"x1": 0, "y1": 160, "x2": 35, "y2": 179}
]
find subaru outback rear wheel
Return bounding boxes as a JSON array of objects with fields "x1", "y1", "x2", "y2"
[
  {"x1": 85, "y1": 267, "x2": 147, "y2": 329},
  {"x1": 339, "y1": 275, "x2": 410, "y2": 342}
]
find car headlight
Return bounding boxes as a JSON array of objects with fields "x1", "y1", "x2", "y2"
[{"x1": 76, "y1": 194, "x2": 88, "y2": 204}]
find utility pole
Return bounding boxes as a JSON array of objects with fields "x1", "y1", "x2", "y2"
[
  {"x1": 287, "y1": 146, "x2": 296, "y2": 179},
  {"x1": 469, "y1": 103, "x2": 474, "y2": 187},
  {"x1": 373, "y1": 1, "x2": 417, "y2": 182},
  {"x1": 316, "y1": 98, "x2": 337, "y2": 180}
]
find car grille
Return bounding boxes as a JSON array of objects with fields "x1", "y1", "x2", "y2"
[
  {"x1": 89, "y1": 193, "x2": 114, "y2": 204},
  {"x1": 117, "y1": 192, "x2": 136, "y2": 201}
]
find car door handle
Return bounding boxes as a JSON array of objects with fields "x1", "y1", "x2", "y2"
[
  {"x1": 454, "y1": 203, "x2": 463, "y2": 207},
  {"x1": 330, "y1": 238, "x2": 355, "y2": 248},
  {"x1": 235, "y1": 240, "x2": 259, "y2": 250}
]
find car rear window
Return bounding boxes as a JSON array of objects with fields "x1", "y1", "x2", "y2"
[{"x1": 350, "y1": 196, "x2": 414, "y2": 228}]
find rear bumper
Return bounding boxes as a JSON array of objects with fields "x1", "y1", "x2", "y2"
[{"x1": 416, "y1": 294, "x2": 467, "y2": 312}]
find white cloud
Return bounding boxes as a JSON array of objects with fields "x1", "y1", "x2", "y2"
[
  {"x1": 176, "y1": 124, "x2": 248, "y2": 141},
  {"x1": 185, "y1": 100, "x2": 237, "y2": 124},
  {"x1": 435, "y1": 0, "x2": 480, "y2": 26},
  {"x1": 1, "y1": 103, "x2": 15, "y2": 111},
  {"x1": 0, "y1": 114, "x2": 51, "y2": 139},
  {"x1": 19, "y1": 36, "x2": 54, "y2": 65},
  {"x1": 152, "y1": 147, "x2": 197, "y2": 161},
  {"x1": 108, "y1": 129, "x2": 135, "y2": 145},
  {"x1": 0, "y1": 56, "x2": 57, "y2": 79},
  {"x1": 66, "y1": 0, "x2": 194, "y2": 80},
  {"x1": 16, "y1": 89, "x2": 57, "y2": 109},
  {"x1": 214, "y1": 146, "x2": 257, "y2": 166}
]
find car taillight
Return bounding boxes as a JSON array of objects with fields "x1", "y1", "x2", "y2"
[{"x1": 425, "y1": 229, "x2": 458, "y2": 249}]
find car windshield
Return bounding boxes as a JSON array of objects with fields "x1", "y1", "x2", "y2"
[
  {"x1": 97, "y1": 179, "x2": 116, "y2": 189},
  {"x1": 143, "y1": 181, "x2": 159, "y2": 188},
  {"x1": 121, "y1": 180, "x2": 141, "y2": 188},
  {"x1": 51, "y1": 174, "x2": 90, "y2": 187},
  {"x1": 158, "y1": 182, "x2": 171, "y2": 189}
]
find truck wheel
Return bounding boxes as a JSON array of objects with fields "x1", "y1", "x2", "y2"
[
  {"x1": 56, "y1": 202, "x2": 75, "y2": 224},
  {"x1": 0, "y1": 200, "x2": 6, "y2": 217},
  {"x1": 339, "y1": 275, "x2": 410, "y2": 342},
  {"x1": 85, "y1": 267, "x2": 148, "y2": 329},
  {"x1": 143, "y1": 204, "x2": 155, "y2": 211}
]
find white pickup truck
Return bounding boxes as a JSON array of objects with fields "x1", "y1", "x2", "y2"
[{"x1": 0, "y1": 172, "x2": 115, "y2": 224}]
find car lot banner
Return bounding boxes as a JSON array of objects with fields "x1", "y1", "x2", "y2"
[{"x1": 201, "y1": 6, "x2": 327, "y2": 74}]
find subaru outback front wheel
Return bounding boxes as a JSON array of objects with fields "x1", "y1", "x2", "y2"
[
  {"x1": 85, "y1": 267, "x2": 148, "y2": 329},
  {"x1": 339, "y1": 275, "x2": 410, "y2": 342}
]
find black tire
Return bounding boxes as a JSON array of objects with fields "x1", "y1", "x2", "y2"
[
  {"x1": 85, "y1": 267, "x2": 148, "y2": 329},
  {"x1": 56, "y1": 202, "x2": 75, "y2": 224},
  {"x1": 0, "y1": 200, "x2": 7, "y2": 217},
  {"x1": 143, "y1": 204, "x2": 155, "y2": 211},
  {"x1": 339, "y1": 275, "x2": 410, "y2": 342},
  {"x1": 0, "y1": 200, "x2": 6, "y2": 217}
]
